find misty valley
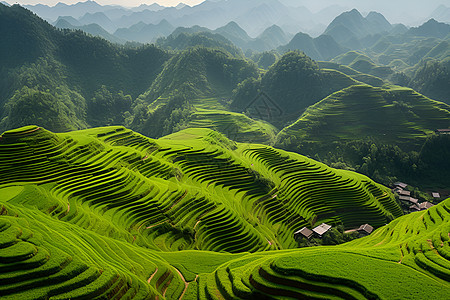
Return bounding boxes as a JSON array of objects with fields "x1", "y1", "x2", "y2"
[{"x1": 0, "y1": 1, "x2": 449, "y2": 299}]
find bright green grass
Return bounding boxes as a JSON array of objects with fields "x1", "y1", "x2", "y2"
[
  {"x1": 0, "y1": 186, "x2": 24, "y2": 202},
  {"x1": 0, "y1": 126, "x2": 447, "y2": 299},
  {"x1": 278, "y1": 84, "x2": 450, "y2": 150}
]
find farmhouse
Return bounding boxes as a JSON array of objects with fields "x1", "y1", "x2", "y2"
[
  {"x1": 392, "y1": 187, "x2": 403, "y2": 193},
  {"x1": 410, "y1": 204, "x2": 420, "y2": 211},
  {"x1": 357, "y1": 224, "x2": 374, "y2": 235},
  {"x1": 432, "y1": 192, "x2": 440, "y2": 199},
  {"x1": 294, "y1": 227, "x2": 314, "y2": 240},
  {"x1": 419, "y1": 202, "x2": 434, "y2": 210},
  {"x1": 399, "y1": 196, "x2": 418, "y2": 204},
  {"x1": 393, "y1": 182, "x2": 408, "y2": 189},
  {"x1": 398, "y1": 190, "x2": 411, "y2": 196},
  {"x1": 312, "y1": 223, "x2": 332, "y2": 237},
  {"x1": 435, "y1": 129, "x2": 450, "y2": 134}
]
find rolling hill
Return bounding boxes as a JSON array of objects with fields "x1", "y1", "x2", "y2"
[
  {"x1": 278, "y1": 84, "x2": 450, "y2": 148},
  {"x1": 0, "y1": 125, "x2": 401, "y2": 251},
  {"x1": 0, "y1": 4, "x2": 271, "y2": 144},
  {"x1": 277, "y1": 84, "x2": 450, "y2": 186},
  {"x1": 114, "y1": 19, "x2": 174, "y2": 44},
  {"x1": 54, "y1": 18, "x2": 126, "y2": 44},
  {"x1": 324, "y1": 9, "x2": 393, "y2": 49},
  {"x1": 279, "y1": 32, "x2": 346, "y2": 61},
  {"x1": 0, "y1": 125, "x2": 447, "y2": 299},
  {"x1": 231, "y1": 51, "x2": 361, "y2": 126}
]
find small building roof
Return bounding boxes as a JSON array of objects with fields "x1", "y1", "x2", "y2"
[
  {"x1": 419, "y1": 202, "x2": 434, "y2": 210},
  {"x1": 294, "y1": 227, "x2": 314, "y2": 239},
  {"x1": 436, "y1": 129, "x2": 450, "y2": 133},
  {"x1": 358, "y1": 224, "x2": 374, "y2": 234},
  {"x1": 398, "y1": 190, "x2": 411, "y2": 196},
  {"x1": 312, "y1": 223, "x2": 332, "y2": 236},
  {"x1": 392, "y1": 187, "x2": 403, "y2": 193},
  {"x1": 393, "y1": 182, "x2": 408, "y2": 189},
  {"x1": 432, "y1": 192, "x2": 440, "y2": 198},
  {"x1": 399, "y1": 196, "x2": 418, "y2": 204},
  {"x1": 410, "y1": 205, "x2": 420, "y2": 211}
]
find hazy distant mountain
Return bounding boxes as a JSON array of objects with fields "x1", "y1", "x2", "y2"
[
  {"x1": 159, "y1": 21, "x2": 287, "y2": 53},
  {"x1": 365, "y1": 11, "x2": 392, "y2": 32},
  {"x1": 157, "y1": 31, "x2": 243, "y2": 57},
  {"x1": 176, "y1": 3, "x2": 189, "y2": 10},
  {"x1": 113, "y1": 0, "x2": 320, "y2": 38},
  {"x1": 20, "y1": 0, "x2": 350, "y2": 43},
  {"x1": 24, "y1": 0, "x2": 109, "y2": 21},
  {"x1": 214, "y1": 21, "x2": 252, "y2": 49},
  {"x1": 167, "y1": 21, "x2": 291, "y2": 52},
  {"x1": 408, "y1": 19, "x2": 450, "y2": 39},
  {"x1": 79, "y1": 12, "x2": 116, "y2": 33},
  {"x1": 170, "y1": 25, "x2": 211, "y2": 37},
  {"x1": 54, "y1": 16, "x2": 82, "y2": 27},
  {"x1": 0, "y1": 1, "x2": 9, "y2": 6},
  {"x1": 390, "y1": 24, "x2": 409, "y2": 35},
  {"x1": 429, "y1": 5, "x2": 450, "y2": 24},
  {"x1": 324, "y1": 9, "x2": 392, "y2": 49},
  {"x1": 256, "y1": 25, "x2": 292, "y2": 50},
  {"x1": 281, "y1": 32, "x2": 321, "y2": 59},
  {"x1": 55, "y1": 19, "x2": 126, "y2": 44},
  {"x1": 130, "y1": 3, "x2": 165, "y2": 12},
  {"x1": 315, "y1": 5, "x2": 349, "y2": 25},
  {"x1": 280, "y1": 32, "x2": 346, "y2": 60},
  {"x1": 114, "y1": 20, "x2": 174, "y2": 44}
]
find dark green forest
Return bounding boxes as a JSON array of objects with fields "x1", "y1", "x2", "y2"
[
  {"x1": 1, "y1": 3, "x2": 449, "y2": 192},
  {"x1": 0, "y1": 2, "x2": 449, "y2": 299}
]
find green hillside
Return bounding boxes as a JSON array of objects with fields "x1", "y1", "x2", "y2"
[
  {"x1": 277, "y1": 84, "x2": 450, "y2": 186},
  {"x1": 0, "y1": 125, "x2": 401, "y2": 251},
  {"x1": 279, "y1": 32, "x2": 346, "y2": 61},
  {"x1": 1, "y1": 4, "x2": 275, "y2": 144},
  {"x1": 279, "y1": 84, "x2": 450, "y2": 148},
  {"x1": 231, "y1": 51, "x2": 361, "y2": 126},
  {"x1": 156, "y1": 31, "x2": 243, "y2": 58},
  {"x1": 0, "y1": 126, "x2": 447, "y2": 299}
]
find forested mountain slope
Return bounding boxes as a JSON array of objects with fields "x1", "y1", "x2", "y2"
[
  {"x1": 277, "y1": 84, "x2": 450, "y2": 186},
  {"x1": 0, "y1": 125, "x2": 447, "y2": 299}
]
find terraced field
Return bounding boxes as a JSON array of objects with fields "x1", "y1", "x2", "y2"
[
  {"x1": 278, "y1": 84, "x2": 450, "y2": 150},
  {"x1": 1, "y1": 125, "x2": 448, "y2": 299},
  {"x1": 188, "y1": 96, "x2": 277, "y2": 145}
]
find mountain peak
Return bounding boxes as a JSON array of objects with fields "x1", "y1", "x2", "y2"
[
  {"x1": 157, "y1": 19, "x2": 173, "y2": 28},
  {"x1": 223, "y1": 21, "x2": 243, "y2": 30},
  {"x1": 324, "y1": 9, "x2": 392, "y2": 46},
  {"x1": 408, "y1": 18, "x2": 450, "y2": 39},
  {"x1": 348, "y1": 8, "x2": 363, "y2": 17},
  {"x1": 217, "y1": 21, "x2": 247, "y2": 36}
]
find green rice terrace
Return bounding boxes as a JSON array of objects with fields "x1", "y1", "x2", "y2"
[
  {"x1": 278, "y1": 84, "x2": 450, "y2": 150},
  {"x1": 0, "y1": 125, "x2": 448, "y2": 299}
]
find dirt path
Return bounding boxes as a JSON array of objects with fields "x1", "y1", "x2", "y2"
[
  {"x1": 427, "y1": 239, "x2": 440, "y2": 255},
  {"x1": 148, "y1": 268, "x2": 158, "y2": 284},
  {"x1": 398, "y1": 246, "x2": 404, "y2": 264},
  {"x1": 194, "y1": 220, "x2": 201, "y2": 229},
  {"x1": 145, "y1": 221, "x2": 167, "y2": 230},
  {"x1": 170, "y1": 191, "x2": 188, "y2": 210},
  {"x1": 173, "y1": 267, "x2": 189, "y2": 300}
]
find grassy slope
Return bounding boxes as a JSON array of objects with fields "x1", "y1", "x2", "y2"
[
  {"x1": 188, "y1": 97, "x2": 278, "y2": 145},
  {"x1": 278, "y1": 84, "x2": 450, "y2": 150},
  {"x1": 0, "y1": 125, "x2": 419, "y2": 299},
  {"x1": 0, "y1": 181, "x2": 448, "y2": 298}
]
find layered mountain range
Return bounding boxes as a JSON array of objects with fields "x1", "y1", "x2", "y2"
[{"x1": 1, "y1": 2, "x2": 449, "y2": 189}]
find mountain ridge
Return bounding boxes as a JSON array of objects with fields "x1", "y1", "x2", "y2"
[{"x1": 0, "y1": 124, "x2": 447, "y2": 299}]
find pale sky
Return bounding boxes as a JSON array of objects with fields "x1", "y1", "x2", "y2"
[{"x1": 9, "y1": 1, "x2": 205, "y2": 7}]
